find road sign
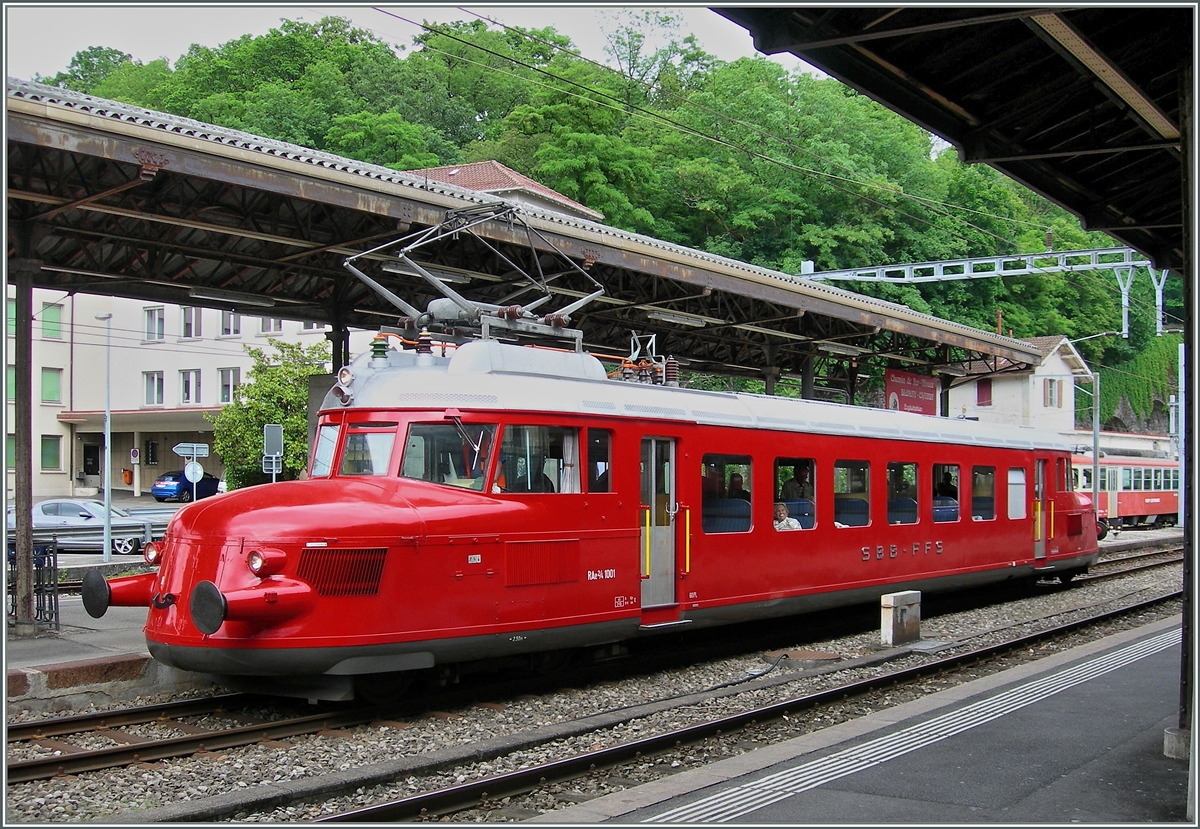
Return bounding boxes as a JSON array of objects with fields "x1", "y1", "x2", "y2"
[
  {"x1": 184, "y1": 461, "x2": 204, "y2": 483},
  {"x1": 173, "y1": 442, "x2": 209, "y2": 458},
  {"x1": 264, "y1": 424, "x2": 283, "y2": 457},
  {"x1": 130, "y1": 447, "x2": 140, "y2": 465}
]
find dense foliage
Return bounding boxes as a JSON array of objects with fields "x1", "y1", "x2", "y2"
[
  {"x1": 36, "y1": 13, "x2": 1183, "y2": 428},
  {"x1": 206, "y1": 340, "x2": 331, "y2": 488}
]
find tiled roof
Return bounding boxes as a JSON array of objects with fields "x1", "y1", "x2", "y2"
[{"x1": 404, "y1": 160, "x2": 604, "y2": 221}]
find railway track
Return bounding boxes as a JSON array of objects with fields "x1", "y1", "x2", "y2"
[
  {"x1": 317, "y1": 590, "x2": 1182, "y2": 823},
  {"x1": 6, "y1": 550, "x2": 1182, "y2": 822}
]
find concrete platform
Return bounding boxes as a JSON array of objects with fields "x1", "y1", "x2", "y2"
[{"x1": 534, "y1": 615, "x2": 1191, "y2": 824}]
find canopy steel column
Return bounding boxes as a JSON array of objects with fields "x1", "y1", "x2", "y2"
[{"x1": 9, "y1": 258, "x2": 38, "y2": 636}]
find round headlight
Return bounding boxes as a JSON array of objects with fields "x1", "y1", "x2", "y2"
[
  {"x1": 247, "y1": 548, "x2": 287, "y2": 577},
  {"x1": 333, "y1": 385, "x2": 353, "y2": 406},
  {"x1": 337, "y1": 367, "x2": 355, "y2": 387},
  {"x1": 143, "y1": 541, "x2": 161, "y2": 566}
]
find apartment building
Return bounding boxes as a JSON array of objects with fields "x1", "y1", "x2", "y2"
[{"x1": 7, "y1": 287, "x2": 374, "y2": 500}]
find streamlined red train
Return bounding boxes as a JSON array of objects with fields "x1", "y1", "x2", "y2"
[{"x1": 84, "y1": 335, "x2": 1100, "y2": 700}]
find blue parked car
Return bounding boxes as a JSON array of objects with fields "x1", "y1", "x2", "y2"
[{"x1": 151, "y1": 470, "x2": 220, "y2": 502}]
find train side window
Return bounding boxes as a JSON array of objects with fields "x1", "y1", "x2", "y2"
[
  {"x1": 1154, "y1": 468, "x2": 1164, "y2": 490},
  {"x1": 971, "y1": 466, "x2": 996, "y2": 520},
  {"x1": 1133, "y1": 467, "x2": 1143, "y2": 491},
  {"x1": 587, "y1": 429, "x2": 613, "y2": 493},
  {"x1": 701, "y1": 454, "x2": 752, "y2": 533},
  {"x1": 774, "y1": 457, "x2": 815, "y2": 529},
  {"x1": 1007, "y1": 467, "x2": 1027, "y2": 519},
  {"x1": 310, "y1": 424, "x2": 340, "y2": 477},
  {"x1": 833, "y1": 460, "x2": 870, "y2": 527},
  {"x1": 932, "y1": 463, "x2": 959, "y2": 523},
  {"x1": 1080, "y1": 467, "x2": 1092, "y2": 492},
  {"x1": 402, "y1": 422, "x2": 497, "y2": 490},
  {"x1": 497, "y1": 425, "x2": 580, "y2": 494},
  {"x1": 1121, "y1": 467, "x2": 1133, "y2": 490},
  {"x1": 886, "y1": 462, "x2": 918, "y2": 525}
]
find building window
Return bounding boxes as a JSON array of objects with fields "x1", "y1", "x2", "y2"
[
  {"x1": 145, "y1": 439, "x2": 159, "y2": 465},
  {"x1": 1043, "y1": 378, "x2": 1063, "y2": 408},
  {"x1": 221, "y1": 311, "x2": 241, "y2": 336},
  {"x1": 6, "y1": 365, "x2": 13, "y2": 401},
  {"x1": 40, "y1": 367, "x2": 62, "y2": 403},
  {"x1": 40, "y1": 435, "x2": 62, "y2": 471},
  {"x1": 180, "y1": 369, "x2": 202, "y2": 404},
  {"x1": 6, "y1": 299, "x2": 15, "y2": 335},
  {"x1": 41, "y1": 303, "x2": 63, "y2": 339},
  {"x1": 144, "y1": 307, "x2": 165, "y2": 341},
  {"x1": 219, "y1": 367, "x2": 241, "y2": 403},
  {"x1": 301, "y1": 321, "x2": 327, "y2": 331},
  {"x1": 181, "y1": 306, "x2": 202, "y2": 338},
  {"x1": 260, "y1": 317, "x2": 283, "y2": 334},
  {"x1": 976, "y1": 378, "x2": 992, "y2": 407},
  {"x1": 6, "y1": 434, "x2": 15, "y2": 468},
  {"x1": 143, "y1": 371, "x2": 164, "y2": 405}
]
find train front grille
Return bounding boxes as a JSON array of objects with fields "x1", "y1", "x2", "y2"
[{"x1": 296, "y1": 548, "x2": 388, "y2": 596}]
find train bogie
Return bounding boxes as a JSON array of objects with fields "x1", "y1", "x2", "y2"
[{"x1": 83, "y1": 337, "x2": 1099, "y2": 700}]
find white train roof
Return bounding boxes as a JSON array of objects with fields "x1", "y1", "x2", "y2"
[{"x1": 326, "y1": 340, "x2": 1071, "y2": 453}]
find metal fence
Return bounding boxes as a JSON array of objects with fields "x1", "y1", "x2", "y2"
[{"x1": 7, "y1": 540, "x2": 60, "y2": 631}]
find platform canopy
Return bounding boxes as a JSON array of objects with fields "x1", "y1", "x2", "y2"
[
  {"x1": 7, "y1": 79, "x2": 1043, "y2": 384},
  {"x1": 715, "y1": 6, "x2": 1191, "y2": 277}
]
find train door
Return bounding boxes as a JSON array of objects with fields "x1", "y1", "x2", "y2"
[
  {"x1": 1033, "y1": 458, "x2": 1048, "y2": 559},
  {"x1": 640, "y1": 437, "x2": 677, "y2": 610}
]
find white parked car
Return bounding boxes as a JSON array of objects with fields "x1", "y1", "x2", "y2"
[{"x1": 6, "y1": 500, "x2": 152, "y2": 555}]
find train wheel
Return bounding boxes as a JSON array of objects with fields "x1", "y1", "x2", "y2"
[
  {"x1": 1096, "y1": 520, "x2": 1109, "y2": 541},
  {"x1": 1059, "y1": 569, "x2": 1080, "y2": 584},
  {"x1": 353, "y1": 672, "x2": 413, "y2": 704}
]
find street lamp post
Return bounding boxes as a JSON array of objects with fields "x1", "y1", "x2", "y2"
[{"x1": 95, "y1": 313, "x2": 113, "y2": 563}]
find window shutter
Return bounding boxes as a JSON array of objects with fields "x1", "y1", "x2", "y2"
[{"x1": 1057, "y1": 380, "x2": 1063, "y2": 408}]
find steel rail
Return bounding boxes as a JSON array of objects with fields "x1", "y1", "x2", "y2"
[
  {"x1": 6, "y1": 693, "x2": 254, "y2": 743},
  {"x1": 318, "y1": 591, "x2": 1181, "y2": 822},
  {"x1": 6, "y1": 701, "x2": 387, "y2": 784}
]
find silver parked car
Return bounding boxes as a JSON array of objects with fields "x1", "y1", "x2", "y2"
[{"x1": 6, "y1": 499, "x2": 153, "y2": 555}]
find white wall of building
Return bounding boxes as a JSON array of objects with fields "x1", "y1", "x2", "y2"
[
  {"x1": 8, "y1": 287, "x2": 375, "y2": 500},
  {"x1": 948, "y1": 349, "x2": 1080, "y2": 433}
]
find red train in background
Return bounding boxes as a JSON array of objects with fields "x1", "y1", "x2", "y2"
[
  {"x1": 1072, "y1": 454, "x2": 1180, "y2": 540},
  {"x1": 84, "y1": 334, "x2": 1100, "y2": 701}
]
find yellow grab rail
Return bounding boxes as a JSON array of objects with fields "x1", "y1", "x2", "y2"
[{"x1": 642, "y1": 505, "x2": 651, "y2": 579}]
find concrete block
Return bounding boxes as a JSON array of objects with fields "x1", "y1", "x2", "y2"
[
  {"x1": 881, "y1": 590, "x2": 921, "y2": 646},
  {"x1": 1164, "y1": 725, "x2": 1191, "y2": 760},
  {"x1": 7, "y1": 668, "x2": 30, "y2": 698}
]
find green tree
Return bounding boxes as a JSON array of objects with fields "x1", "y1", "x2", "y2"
[
  {"x1": 207, "y1": 340, "x2": 330, "y2": 488},
  {"x1": 326, "y1": 111, "x2": 453, "y2": 169},
  {"x1": 39, "y1": 45, "x2": 133, "y2": 92}
]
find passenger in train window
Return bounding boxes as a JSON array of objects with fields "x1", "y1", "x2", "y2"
[
  {"x1": 773, "y1": 502, "x2": 801, "y2": 531},
  {"x1": 936, "y1": 471, "x2": 958, "y2": 499},
  {"x1": 780, "y1": 464, "x2": 813, "y2": 500},
  {"x1": 729, "y1": 473, "x2": 751, "y2": 502}
]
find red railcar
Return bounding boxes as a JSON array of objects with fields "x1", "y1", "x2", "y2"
[
  {"x1": 85, "y1": 337, "x2": 1099, "y2": 700},
  {"x1": 1072, "y1": 454, "x2": 1180, "y2": 539}
]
